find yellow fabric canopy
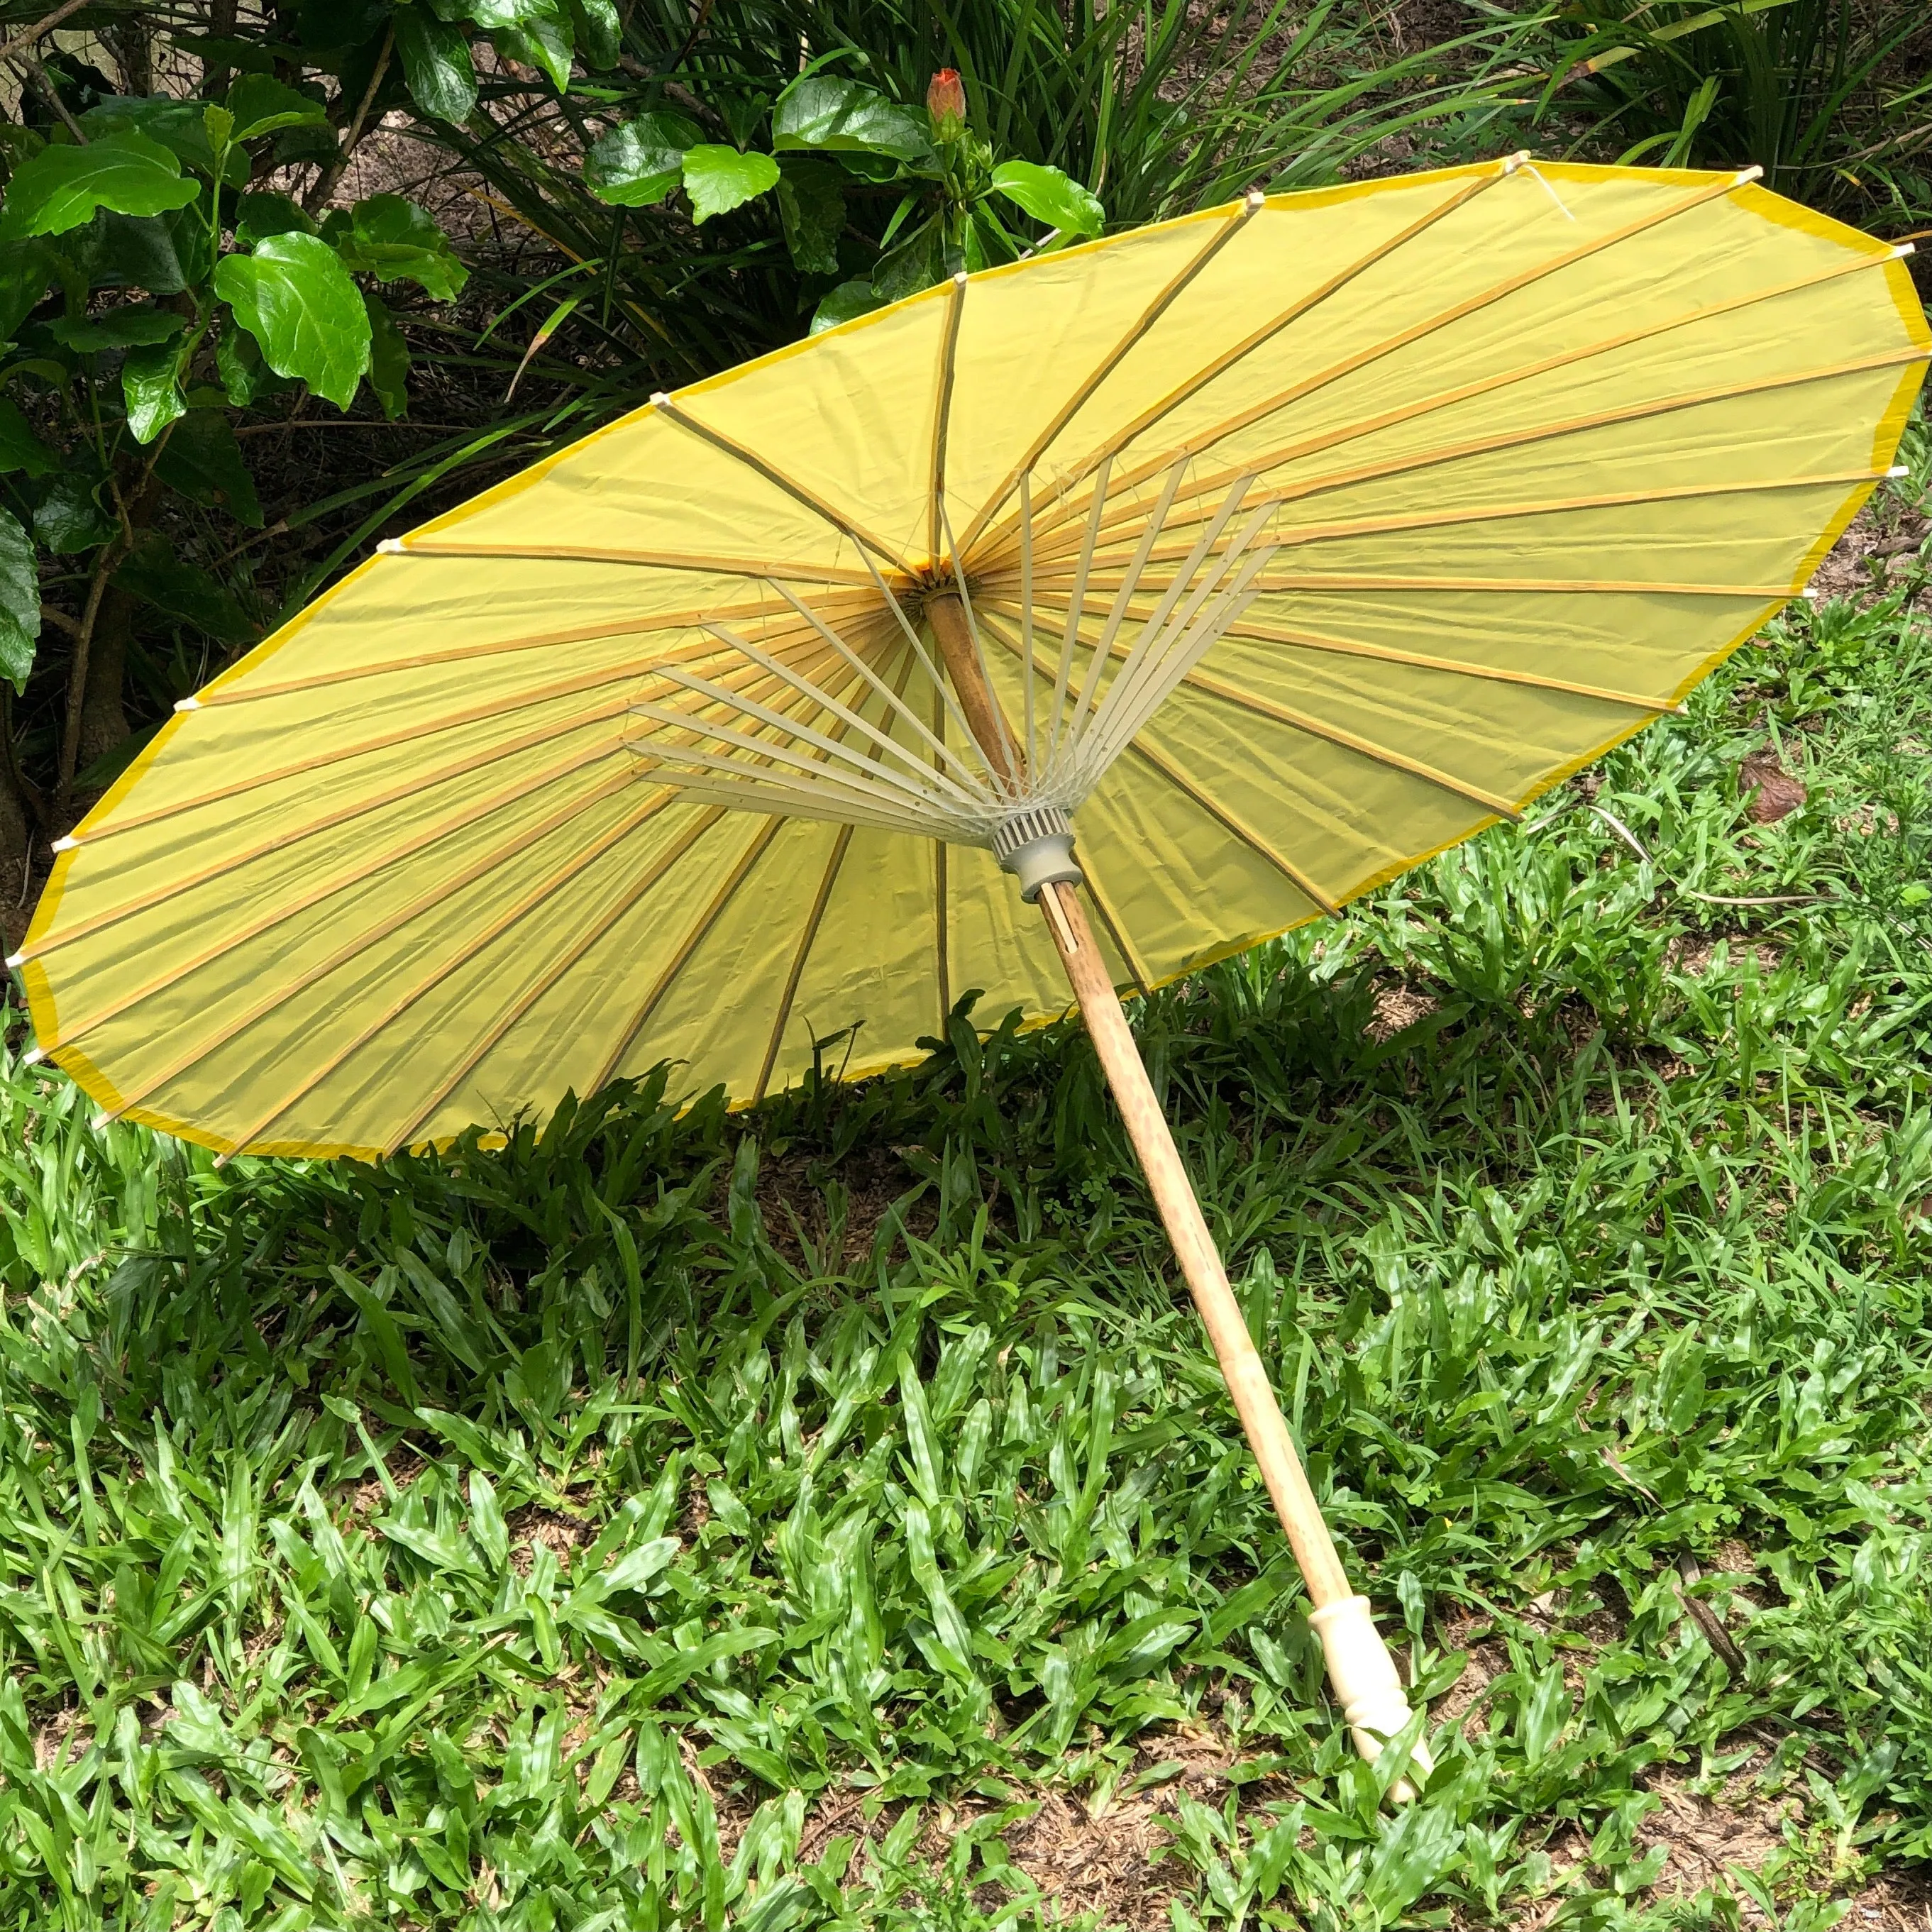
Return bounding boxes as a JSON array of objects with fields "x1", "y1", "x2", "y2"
[{"x1": 21, "y1": 158, "x2": 1927, "y2": 1159}]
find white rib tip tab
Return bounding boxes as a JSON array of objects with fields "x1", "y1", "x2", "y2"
[
  {"x1": 1891, "y1": 465, "x2": 1911, "y2": 478},
  {"x1": 1243, "y1": 187, "x2": 1265, "y2": 209},
  {"x1": 1801, "y1": 586, "x2": 1820, "y2": 600},
  {"x1": 1735, "y1": 165, "x2": 1763, "y2": 183},
  {"x1": 375, "y1": 538, "x2": 404, "y2": 554},
  {"x1": 21, "y1": 1047, "x2": 41, "y2": 1066},
  {"x1": 1896, "y1": 242, "x2": 1916, "y2": 258},
  {"x1": 1502, "y1": 150, "x2": 1531, "y2": 173},
  {"x1": 90, "y1": 1113, "x2": 111, "y2": 1131},
  {"x1": 173, "y1": 696, "x2": 200, "y2": 712},
  {"x1": 50, "y1": 835, "x2": 77, "y2": 853},
  {"x1": 649, "y1": 391, "x2": 670, "y2": 407},
  {"x1": 952, "y1": 269, "x2": 968, "y2": 285},
  {"x1": 3, "y1": 953, "x2": 21, "y2": 970}
]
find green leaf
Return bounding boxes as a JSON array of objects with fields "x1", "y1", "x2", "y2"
[
  {"x1": 122, "y1": 341, "x2": 187, "y2": 443},
  {"x1": 226, "y1": 74, "x2": 330, "y2": 143},
  {"x1": 0, "y1": 132, "x2": 199, "y2": 240},
  {"x1": 334, "y1": 195, "x2": 468, "y2": 299},
  {"x1": 114, "y1": 535, "x2": 255, "y2": 646},
  {"x1": 583, "y1": 112, "x2": 699, "y2": 208},
  {"x1": 772, "y1": 78, "x2": 933, "y2": 167},
  {"x1": 989, "y1": 160, "x2": 1104, "y2": 238},
  {"x1": 216, "y1": 324, "x2": 290, "y2": 408},
  {"x1": 777, "y1": 160, "x2": 844, "y2": 276},
  {"x1": 33, "y1": 474, "x2": 112, "y2": 554},
  {"x1": 0, "y1": 237, "x2": 56, "y2": 338},
  {"x1": 363, "y1": 288, "x2": 409, "y2": 421},
  {"x1": 564, "y1": 0, "x2": 621, "y2": 68},
  {"x1": 49, "y1": 304, "x2": 186, "y2": 352},
  {"x1": 808, "y1": 277, "x2": 885, "y2": 336},
  {"x1": 492, "y1": 17, "x2": 574, "y2": 94},
  {"x1": 153, "y1": 411, "x2": 263, "y2": 526},
  {"x1": 57, "y1": 211, "x2": 194, "y2": 297},
  {"x1": 871, "y1": 221, "x2": 943, "y2": 302},
  {"x1": 396, "y1": 9, "x2": 479, "y2": 124},
  {"x1": 680, "y1": 146, "x2": 778, "y2": 225},
  {"x1": 0, "y1": 400, "x2": 56, "y2": 478},
  {"x1": 215, "y1": 232, "x2": 371, "y2": 412},
  {"x1": 79, "y1": 98, "x2": 248, "y2": 187},
  {"x1": 235, "y1": 191, "x2": 315, "y2": 245},
  {"x1": 0, "y1": 509, "x2": 38, "y2": 692}
]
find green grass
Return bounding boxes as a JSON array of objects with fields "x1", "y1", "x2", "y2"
[{"x1": 2, "y1": 463, "x2": 1931, "y2": 1929}]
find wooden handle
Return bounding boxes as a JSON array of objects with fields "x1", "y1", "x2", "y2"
[
  {"x1": 924, "y1": 588, "x2": 1428, "y2": 1784},
  {"x1": 1037, "y1": 880, "x2": 1354, "y2": 1602}
]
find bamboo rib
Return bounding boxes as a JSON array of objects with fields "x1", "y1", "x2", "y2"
[
  {"x1": 754, "y1": 823, "x2": 856, "y2": 1105},
  {"x1": 754, "y1": 640, "x2": 925, "y2": 1103},
  {"x1": 1026, "y1": 338, "x2": 1929, "y2": 578},
  {"x1": 988, "y1": 241, "x2": 1903, "y2": 573},
  {"x1": 34, "y1": 635, "x2": 876, "y2": 964},
  {"x1": 934, "y1": 685, "x2": 951, "y2": 1028},
  {"x1": 1074, "y1": 852, "x2": 1154, "y2": 995},
  {"x1": 973, "y1": 166, "x2": 1755, "y2": 563},
  {"x1": 67, "y1": 674, "x2": 647, "y2": 849},
  {"x1": 46, "y1": 747, "x2": 642, "y2": 1054},
  {"x1": 976, "y1": 596, "x2": 1676, "y2": 712},
  {"x1": 586, "y1": 815, "x2": 789, "y2": 1096},
  {"x1": 376, "y1": 807, "x2": 734, "y2": 1159},
  {"x1": 1125, "y1": 737, "x2": 1340, "y2": 915},
  {"x1": 929, "y1": 274, "x2": 967, "y2": 568},
  {"x1": 1218, "y1": 620, "x2": 1679, "y2": 710},
  {"x1": 997, "y1": 165, "x2": 1509, "y2": 546},
  {"x1": 387, "y1": 539, "x2": 878, "y2": 586},
  {"x1": 214, "y1": 789, "x2": 704, "y2": 1159},
  {"x1": 954, "y1": 194, "x2": 1263, "y2": 558},
  {"x1": 91, "y1": 769, "x2": 656, "y2": 1125},
  {"x1": 1011, "y1": 466, "x2": 1895, "y2": 578},
  {"x1": 1171, "y1": 668, "x2": 1521, "y2": 817},
  {"x1": 194, "y1": 585, "x2": 888, "y2": 708},
  {"x1": 653, "y1": 399, "x2": 913, "y2": 573}
]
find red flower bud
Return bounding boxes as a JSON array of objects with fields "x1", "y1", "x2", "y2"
[{"x1": 927, "y1": 69, "x2": 966, "y2": 142}]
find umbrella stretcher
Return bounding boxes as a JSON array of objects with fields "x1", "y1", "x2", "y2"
[{"x1": 18, "y1": 158, "x2": 1928, "y2": 1787}]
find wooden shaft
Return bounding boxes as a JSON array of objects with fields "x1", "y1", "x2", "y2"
[
  {"x1": 927, "y1": 592, "x2": 1020, "y2": 788},
  {"x1": 1039, "y1": 878, "x2": 1352, "y2": 1606},
  {"x1": 925, "y1": 587, "x2": 1352, "y2": 1606}
]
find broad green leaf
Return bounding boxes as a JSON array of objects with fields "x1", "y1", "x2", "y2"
[
  {"x1": 57, "y1": 210, "x2": 193, "y2": 296},
  {"x1": 808, "y1": 277, "x2": 885, "y2": 335},
  {"x1": 492, "y1": 17, "x2": 574, "y2": 94},
  {"x1": 122, "y1": 341, "x2": 187, "y2": 443},
  {"x1": 396, "y1": 9, "x2": 479, "y2": 124},
  {"x1": 80, "y1": 97, "x2": 249, "y2": 187},
  {"x1": 584, "y1": 112, "x2": 700, "y2": 207},
  {"x1": 215, "y1": 232, "x2": 371, "y2": 411},
  {"x1": 50, "y1": 304, "x2": 186, "y2": 353},
  {"x1": 773, "y1": 77, "x2": 933, "y2": 167},
  {"x1": 1363, "y1": 1801, "x2": 1463, "y2": 1921},
  {"x1": 363, "y1": 288, "x2": 409, "y2": 420},
  {"x1": 0, "y1": 400, "x2": 56, "y2": 478},
  {"x1": 565, "y1": 0, "x2": 621, "y2": 67},
  {"x1": 989, "y1": 160, "x2": 1104, "y2": 238},
  {"x1": 680, "y1": 146, "x2": 779, "y2": 224},
  {"x1": 0, "y1": 237, "x2": 56, "y2": 338},
  {"x1": 216, "y1": 324, "x2": 289, "y2": 408},
  {"x1": 0, "y1": 509, "x2": 38, "y2": 692},
  {"x1": 225, "y1": 74, "x2": 329, "y2": 143},
  {"x1": 153, "y1": 411, "x2": 263, "y2": 526},
  {"x1": 234, "y1": 191, "x2": 314, "y2": 245},
  {"x1": 0, "y1": 132, "x2": 199, "y2": 239},
  {"x1": 777, "y1": 160, "x2": 844, "y2": 276},
  {"x1": 33, "y1": 474, "x2": 112, "y2": 553},
  {"x1": 114, "y1": 536, "x2": 255, "y2": 645},
  {"x1": 871, "y1": 221, "x2": 943, "y2": 302},
  {"x1": 334, "y1": 195, "x2": 468, "y2": 299}
]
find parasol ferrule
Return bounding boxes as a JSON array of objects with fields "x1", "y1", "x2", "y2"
[{"x1": 992, "y1": 805, "x2": 1082, "y2": 902}]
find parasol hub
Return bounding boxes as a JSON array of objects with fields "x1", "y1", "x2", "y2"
[{"x1": 991, "y1": 803, "x2": 1082, "y2": 902}]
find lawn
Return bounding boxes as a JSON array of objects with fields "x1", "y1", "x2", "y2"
[{"x1": 1, "y1": 446, "x2": 1928, "y2": 1928}]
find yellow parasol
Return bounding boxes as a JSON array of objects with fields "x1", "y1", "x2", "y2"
[{"x1": 20, "y1": 158, "x2": 1926, "y2": 1784}]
